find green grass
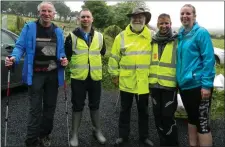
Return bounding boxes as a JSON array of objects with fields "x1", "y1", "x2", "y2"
[
  {"x1": 212, "y1": 39, "x2": 224, "y2": 49},
  {"x1": 2, "y1": 14, "x2": 76, "y2": 31},
  {"x1": 216, "y1": 64, "x2": 224, "y2": 75}
]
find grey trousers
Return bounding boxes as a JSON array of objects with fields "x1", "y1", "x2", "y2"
[{"x1": 25, "y1": 71, "x2": 58, "y2": 144}]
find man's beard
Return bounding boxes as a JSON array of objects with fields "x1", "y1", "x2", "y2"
[{"x1": 131, "y1": 23, "x2": 145, "y2": 32}]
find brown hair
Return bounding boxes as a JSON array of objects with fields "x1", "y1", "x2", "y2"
[
  {"x1": 182, "y1": 4, "x2": 196, "y2": 15},
  {"x1": 158, "y1": 13, "x2": 171, "y2": 20},
  {"x1": 157, "y1": 13, "x2": 171, "y2": 24},
  {"x1": 79, "y1": 8, "x2": 92, "y2": 16}
]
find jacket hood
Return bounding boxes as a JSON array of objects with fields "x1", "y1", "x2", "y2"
[{"x1": 178, "y1": 22, "x2": 200, "y2": 39}]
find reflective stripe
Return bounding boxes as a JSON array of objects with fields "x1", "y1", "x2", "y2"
[
  {"x1": 73, "y1": 49, "x2": 100, "y2": 55},
  {"x1": 166, "y1": 121, "x2": 176, "y2": 135},
  {"x1": 71, "y1": 64, "x2": 101, "y2": 70},
  {"x1": 150, "y1": 61, "x2": 176, "y2": 68},
  {"x1": 89, "y1": 50, "x2": 100, "y2": 55},
  {"x1": 71, "y1": 32, "x2": 103, "y2": 55},
  {"x1": 70, "y1": 33, "x2": 77, "y2": 54},
  {"x1": 120, "y1": 32, "x2": 125, "y2": 49},
  {"x1": 171, "y1": 40, "x2": 177, "y2": 65},
  {"x1": 120, "y1": 32, "x2": 126, "y2": 55},
  {"x1": 150, "y1": 61, "x2": 159, "y2": 66},
  {"x1": 165, "y1": 91, "x2": 176, "y2": 108},
  {"x1": 71, "y1": 64, "x2": 89, "y2": 69},
  {"x1": 98, "y1": 32, "x2": 103, "y2": 49},
  {"x1": 119, "y1": 32, "x2": 151, "y2": 56},
  {"x1": 120, "y1": 64, "x2": 149, "y2": 69},
  {"x1": 73, "y1": 49, "x2": 88, "y2": 55},
  {"x1": 110, "y1": 54, "x2": 121, "y2": 62},
  {"x1": 149, "y1": 74, "x2": 176, "y2": 81},
  {"x1": 160, "y1": 62, "x2": 176, "y2": 68},
  {"x1": 91, "y1": 66, "x2": 102, "y2": 70},
  {"x1": 150, "y1": 41, "x2": 177, "y2": 67},
  {"x1": 124, "y1": 50, "x2": 151, "y2": 55},
  {"x1": 108, "y1": 65, "x2": 118, "y2": 70}
]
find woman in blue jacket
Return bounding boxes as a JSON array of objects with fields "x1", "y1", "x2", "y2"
[
  {"x1": 5, "y1": 2, "x2": 68, "y2": 147},
  {"x1": 176, "y1": 4, "x2": 215, "y2": 147}
]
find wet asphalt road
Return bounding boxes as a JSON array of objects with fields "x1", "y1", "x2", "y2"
[{"x1": 1, "y1": 86, "x2": 225, "y2": 147}]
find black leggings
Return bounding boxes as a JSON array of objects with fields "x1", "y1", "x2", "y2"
[{"x1": 179, "y1": 87, "x2": 212, "y2": 134}]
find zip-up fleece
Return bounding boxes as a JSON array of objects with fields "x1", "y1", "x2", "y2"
[
  {"x1": 11, "y1": 21, "x2": 66, "y2": 86},
  {"x1": 176, "y1": 22, "x2": 215, "y2": 90}
]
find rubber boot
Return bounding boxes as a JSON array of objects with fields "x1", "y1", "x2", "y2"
[
  {"x1": 90, "y1": 110, "x2": 106, "y2": 144},
  {"x1": 70, "y1": 112, "x2": 82, "y2": 147}
]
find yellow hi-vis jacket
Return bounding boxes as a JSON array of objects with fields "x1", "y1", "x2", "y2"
[
  {"x1": 149, "y1": 40, "x2": 177, "y2": 87},
  {"x1": 108, "y1": 24, "x2": 152, "y2": 94},
  {"x1": 70, "y1": 31, "x2": 103, "y2": 81}
]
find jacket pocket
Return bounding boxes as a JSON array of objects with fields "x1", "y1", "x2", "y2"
[
  {"x1": 180, "y1": 70, "x2": 193, "y2": 85},
  {"x1": 119, "y1": 70, "x2": 135, "y2": 89}
]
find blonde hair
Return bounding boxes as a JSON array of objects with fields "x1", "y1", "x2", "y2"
[
  {"x1": 182, "y1": 4, "x2": 196, "y2": 15},
  {"x1": 37, "y1": 1, "x2": 56, "y2": 14}
]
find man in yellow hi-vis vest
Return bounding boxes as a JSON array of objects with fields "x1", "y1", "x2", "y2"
[
  {"x1": 108, "y1": 7, "x2": 154, "y2": 146},
  {"x1": 65, "y1": 8, "x2": 106, "y2": 147},
  {"x1": 149, "y1": 13, "x2": 179, "y2": 146}
]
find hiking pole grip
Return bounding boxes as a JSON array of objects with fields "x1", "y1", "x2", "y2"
[{"x1": 7, "y1": 55, "x2": 13, "y2": 70}]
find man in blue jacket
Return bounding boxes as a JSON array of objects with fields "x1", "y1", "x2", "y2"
[{"x1": 5, "y1": 2, "x2": 68, "y2": 147}]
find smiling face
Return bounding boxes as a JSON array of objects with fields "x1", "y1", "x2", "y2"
[
  {"x1": 157, "y1": 16, "x2": 171, "y2": 35},
  {"x1": 38, "y1": 3, "x2": 55, "y2": 24},
  {"x1": 130, "y1": 13, "x2": 146, "y2": 32},
  {"x1": 180, "y1": 6, "x2": 196, "y2": 29},
  {"x1": 78, "y1": 10, "x2": 93, "y2": 28}
]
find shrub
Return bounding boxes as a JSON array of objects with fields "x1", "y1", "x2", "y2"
[
  {"x1": 104, "y1": 25, "x2": 122, "y2": 39},
  {"x1": 7, "y1": 15, "x2": 25, "y2": 35},
  {"x1": 102, "y1": 54, "x2": 116, "y2": 90},
  {"x1": 16, "y1": 15, "x2": 25, "y2": 32}
]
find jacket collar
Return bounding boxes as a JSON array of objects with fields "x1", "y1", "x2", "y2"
[
  {"x1": 125, "y1": 24, "x2": 151, "y2": 40},
  {"x1": 178, "y1": 22, "x2": 200, "y2": 39}
]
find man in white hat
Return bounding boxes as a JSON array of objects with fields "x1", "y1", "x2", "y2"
[{"x1": 108, "y1": 7, "x2": 154, "y2": 146}]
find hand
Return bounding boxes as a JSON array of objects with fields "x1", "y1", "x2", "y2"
[
  {"x1": 5, "y1": 56, "x2": 15, "y2": 67},
  {"x1": 60, "y1": 57, "x2": 68, "y2": 66},
  {"x1": 112, "y1": 76, "x2": 119, "y2": 87},
  {"x1": 201, "y1": 88, "x2": 211, "y2": 99}
]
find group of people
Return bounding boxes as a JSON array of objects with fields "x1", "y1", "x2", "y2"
[{"x1": 5, "y1": 1, "x2": 215, "y2": 147}]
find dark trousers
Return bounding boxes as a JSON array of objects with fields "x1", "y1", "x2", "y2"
[
  {"x1": 150, "y1": 88, "x2": 178, "y2": 146},
  {"x1": 119, "y1": 91, "x2": 149, "y2": 140},
  {"x1": 179, "y1": 87, "x2": 212, "y2": 134},
  {"x1": 26, "y1": 71, "x2": 58, "y2": 145},
  {"x1": 71, "y1": 76, "x2": 101, "y2": 112}
]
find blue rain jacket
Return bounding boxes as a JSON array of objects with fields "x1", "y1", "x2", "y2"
[
  {"x1": 176, "y1": 22, "x2": 215, "y2": 90},
  {"x1": 11, "y1": 22, "x2": 66, "y2": 86}
]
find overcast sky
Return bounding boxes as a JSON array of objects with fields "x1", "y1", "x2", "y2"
[{"x1": 65, "y1": 1, "x2": 224, "y2": 30}]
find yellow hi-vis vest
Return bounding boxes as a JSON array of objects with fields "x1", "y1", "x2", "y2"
[
  {"x1": 149, "y1": 40, "x2": 177, "y2": 87},
  {"x1": 108, "y1": 25, "x2": 152, "y2": 94},
  {"x1": 70, "y1": 31, "x2": 103, "y2": 81}
]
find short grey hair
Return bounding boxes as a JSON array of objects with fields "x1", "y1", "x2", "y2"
[{"x1": 37, "y1": 1, "x2": 56, "y2": 13}]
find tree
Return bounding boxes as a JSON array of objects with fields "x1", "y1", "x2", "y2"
[
  {"x1": 1, "y1": 1, "x2": 10, "y2": 12},
  {"x1": 82, "y1": 1, "x2": 113, "y2": 30},
  {"x1": 24, "y1": 1, "x2": 39, "y2": 17},
  {"x1": 54, "y1": 2, "x2": 71, "y2": 21},
  {"x1": 69, "y1": 11, "x2": 79, "y2": 22},
  {"x1": 110, "y1": 1, "x2": 149, "y2": 29}
]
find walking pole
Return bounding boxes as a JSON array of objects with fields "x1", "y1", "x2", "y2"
[
  {"x1": 115, "y1": 90, "x2": 120, "y2": 108},
  {"x1": 62, "y1": 57, "x2": 70, "y2": 146},
  {"x1": 4, "y1": 56, "x2": 12, "y2": 147}
]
